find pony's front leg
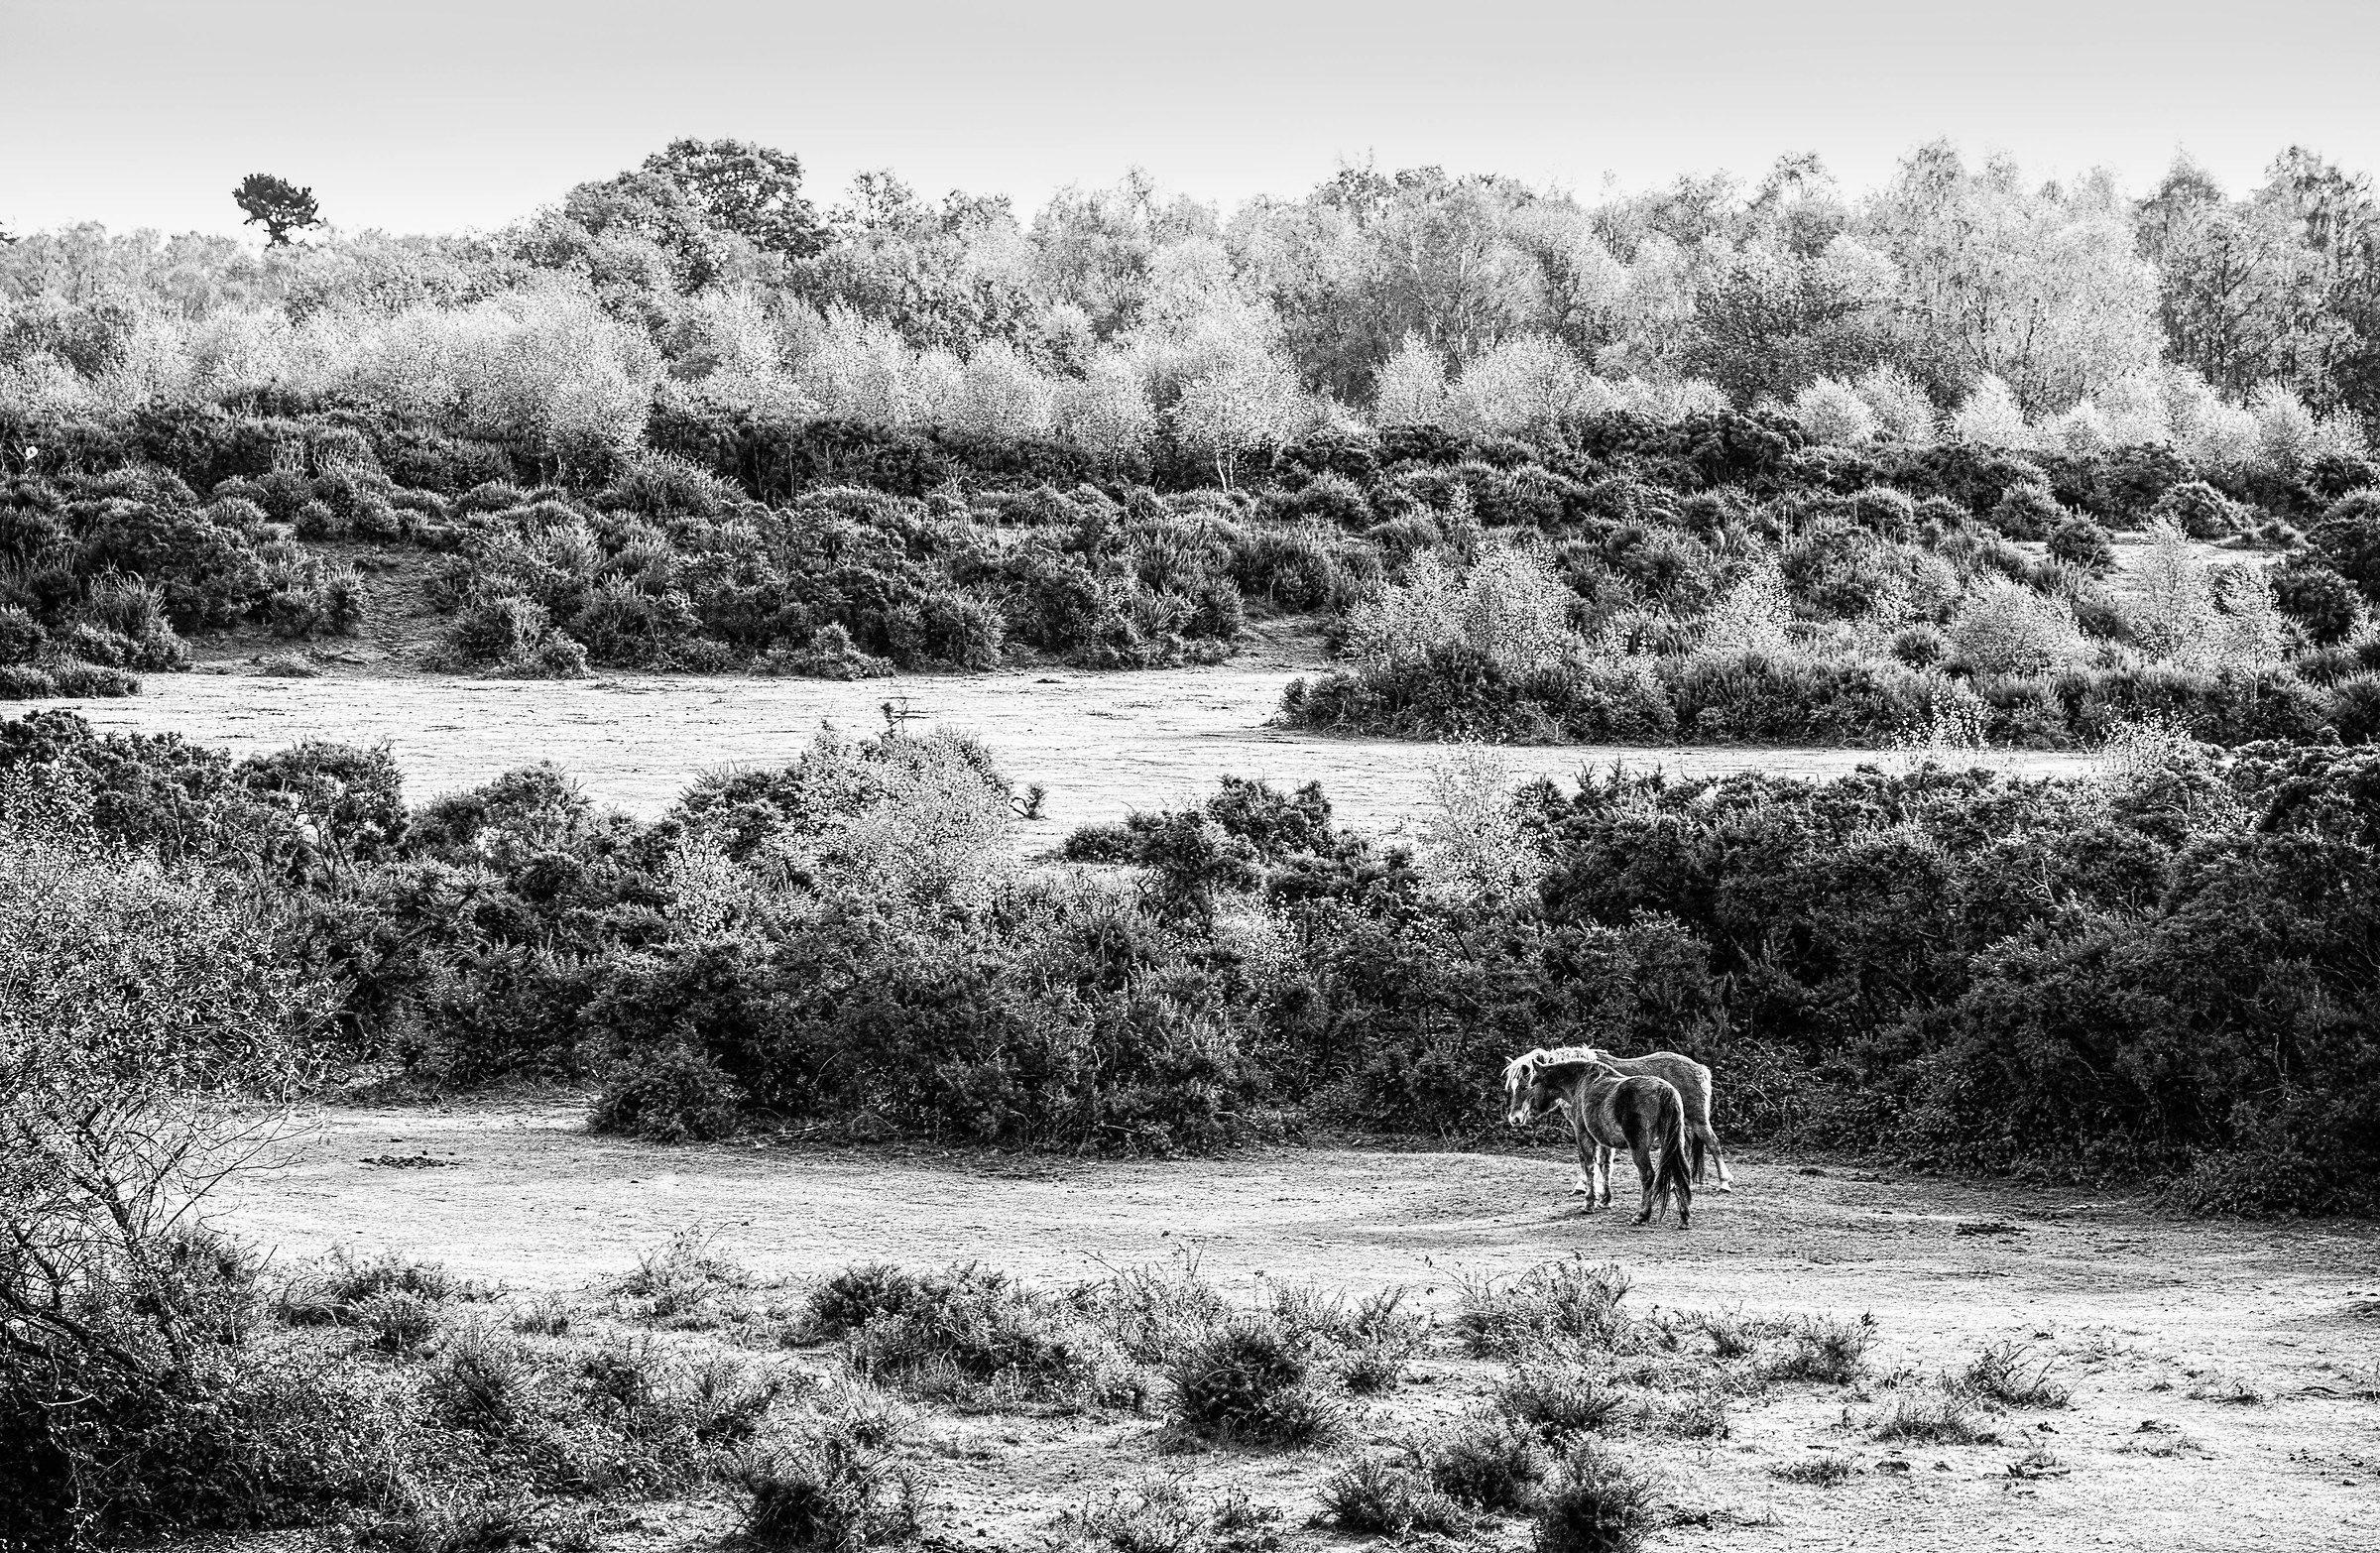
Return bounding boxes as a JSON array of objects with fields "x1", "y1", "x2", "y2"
[
  {"x1": 1570, "y1": 1121, "x2": 1597, "y2": 1205},
  {"x1": 1595, "y1": 1145, "x2": 1613, "y2": 1210}
]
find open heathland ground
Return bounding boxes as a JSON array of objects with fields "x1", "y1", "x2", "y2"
[
  {"x1": 51, "y1": 643, "x2": 2100, "y2": 841},
  {"x1": 197, "y1": 1097, "x2": 2380, "y2": 1553}
]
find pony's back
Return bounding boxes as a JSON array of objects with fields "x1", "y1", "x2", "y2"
[{"x1": 1588, "y1": 1049, "x2": 1712, "y2": 1123}]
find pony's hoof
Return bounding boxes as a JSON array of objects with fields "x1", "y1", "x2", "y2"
[
  {"x1": 1631, "y1": 1214, "x2": 1651, "y2": 1226},
  {"x1": 1716, "y1": 1182, "x2": 1733, "y2": 1194}
]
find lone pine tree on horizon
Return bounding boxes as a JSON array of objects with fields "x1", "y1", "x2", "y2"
[{"x1": 233, "y1": 173, "x2": 322, "y2": 245}]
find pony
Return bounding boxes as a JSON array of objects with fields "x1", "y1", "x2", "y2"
[
  {"x1": 1552, "y1": 1045, "x2": 1731, "y2": 1192},
  {"x1": 1501, "y1": 1047, "x2": 1693, "y2": 1228}
]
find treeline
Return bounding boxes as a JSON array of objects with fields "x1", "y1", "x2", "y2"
[
  {"x1": 6, "y1": 707, "x2": 2374, "y2": 1216},
  {"x1": 5, "y1": 140, "x2": 2379, "y2": 471}
]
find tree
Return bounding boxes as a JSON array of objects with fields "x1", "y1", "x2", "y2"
[
  {"x1": 639, "y1": 138, "x2": 827, "y2": 260},
  {"x1": 1864, "y1": 143, "x2": 2159, "y2": 412},
  {"x1": 230, "y1": 174, "x2": 320, "y2": 246}
]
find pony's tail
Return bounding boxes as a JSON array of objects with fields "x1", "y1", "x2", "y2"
[
  {"x1": 1655, "y1": 1092, "x2": 1694, "y2": 1223},
  {"x1": 1687, "y1": 1128, "x2": 1709, "y2": 1184}
]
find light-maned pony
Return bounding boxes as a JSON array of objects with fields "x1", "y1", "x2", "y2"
[
  {"x1": 1538, "y1": 1044, "x2": 1731, "y2": 1191},
  {"x1": 1502, "y1": 1048, "x2": 1694, "y2": 1228}
]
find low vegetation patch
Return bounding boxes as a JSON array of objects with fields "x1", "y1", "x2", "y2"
[{"x1": 1958, "y1": 1340, "x2": 2073, "y2": 1409}]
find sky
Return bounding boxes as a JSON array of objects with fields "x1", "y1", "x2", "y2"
[{"x1": 6, "y1": 0, "x2": 2379, "y2": 239}]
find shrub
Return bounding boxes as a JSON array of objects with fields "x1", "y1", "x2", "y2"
[
  {"x1": 1163, "y1": 1317, "x2": 1346, "y2": 1445},
  {"x1": 1988, "y1": 480, "x2": 2064, "y2": 540},
  {"x1": 1427, "y1": 1413, "x2": 1554, "y2": 1511},
  {"x1": 587, "y1": 1040, "x2": 747, "y2": 1141},
  {"x1": 609, "y1": 1228, "x2": 756, "y2": 1328},
  {"x1": 1530, "y1": 1447, "x2": 1657, "y2": 1553},
  {"x1": 2046, "y1": 515, "x2": 2115, "y2": 572},
  {"x1": 2312, "y1": 488, "x2": 2380, "y2": 599},
  {"x1": 0, "y1": 663, "x2": 59, "y2": 699},
  {"x1": 355, "y1": 1288, "x2": 442, "y2": 1355},
  {"x1": 2153, "y1": 479, "x2": 2247, "y2": 540},
  {"x1": 2273, "y1": 555, "x2": 2362, "y2": 645},
  {"x1": 1069, "y1": 1477, "x2": 1286, "y2": 1553},
  {"x1": 276, "y1": 1248, "x2": 477, "y2": 1326},
  {"x1": 1759, "y1": 1313, "x2": 1876, "y2": 1385},
  {"x1": 1949, "y1": 579, "x2": 2086, "y2": 675},
  {"x1": 804, "y1": 1263, "x2": 942, "y2": 1340},
  {"x1": 832, "y1": 1263, "x2": 1132, "y2": 1408},
  {"x1": 733, "y1": 1395, "x2": 919, "y2": 1549},
  {"x1": 1494, "y1": 1365, "x2": 1626, "y2": 1444},
  {"x1": 2330, "y1": 673, "x2": 2380, "y2": 744},
  {"x1": 1319, "y1": 1455, "x2": 1468, "y2": 1536}
]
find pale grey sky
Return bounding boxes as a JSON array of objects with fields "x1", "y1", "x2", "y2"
[{"x1": 5, "y1": 0, "x2": 2377, "y2": 236}]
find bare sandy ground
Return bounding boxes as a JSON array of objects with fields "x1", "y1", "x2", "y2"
[
  {"x1": 213, "y1": 1101, "x2": 2380, "y2": 1553},
  {"x1": 53, "y1": 642, "x2": 2099, "y2": 846}
]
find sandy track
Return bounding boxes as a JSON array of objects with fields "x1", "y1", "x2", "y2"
[
  {"x1": 52, "y1": 654, "x2": 2100, "y2": 845},
  {"x1": 219, "y1": 1101, "x2": 2380, "y2": 1552}
]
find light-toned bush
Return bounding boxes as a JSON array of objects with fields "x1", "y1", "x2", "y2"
[
  {"x1": 1172, "y1": 346, "x2": 1306, "y2": 486},
  {"x1": 1790, "y1": 377, "x2": 1879, "y2": 446},
  {"x1": 1055, "y1": 350, "x2": 1157, "y2": 460},
  {"x1": 1448, "y1": 335, "x2": 1588, "y2": 437},
  {"x1": 1854, "y1": 363, "x2": 1938, "y2": 445},
  {"x1": 2250, "y1": 385, "x2": 2320, "y2": 476},
  {"x1": 673, "y1": 287, "x2": 812, "y2": 417},
  {"x1": 2167, "y1": 371, "x2": 2261, "y2": 468},
  {"x1": 1373, "y1": 332, "x2": 1449, "y2": 426},
  {"x1": 2098, "y1": 370, "x2": 2172, "y2": 447},
  {"x1": 2043, "y1": 399, "x2": 2113, "y2": 458},
  {"x1": 736, "y1": 729, "x2": 1018, "y2": 916},
  {"x1": 1949, "y1": 374, "x2": 2033, "y2": 449},
  {"x1": 2209, "y1": 562, "x2": 2288, "y2": 671},
  {"x1": 1345, "y1": 541, "x2": 1581, "y2": 675},
  {"x1": 952, "y1": 340, "x2": 1058, "y2": 440},
  {"x1": 1699, "y1": 557, "x2": 1796, "y2": 657},
  {"x1": 796, "y1": 303, "x2": 926, "y2": 423},
  {"x1": 1947, "y1": 576, "x2": 2087, "y2": 674},
  {"x1": 1606, "y1": 375, "x2": 1731, "y2": 422},
  {"x1": 1412, "y1": 746, "x2": 1546, "y2": 907},
  {"x1": 2132, "y1": 522, "x2": 2217, "y2": 666}
]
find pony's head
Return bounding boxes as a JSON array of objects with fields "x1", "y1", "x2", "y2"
[{"x1": 1501, "y1": 1047, "x2": 1561, "y2": 1128}]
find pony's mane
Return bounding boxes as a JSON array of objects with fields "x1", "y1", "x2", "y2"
[{"x1": 1500, "y1": 1044, "x2": 1607, "y2": 1088}]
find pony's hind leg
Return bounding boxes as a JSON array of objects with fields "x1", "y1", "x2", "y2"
[
  {"x1": 1630, "y1": 1144, "x2": 1656, "y2": 1224},
  {"x1": 1701, "y1": 1126, "x2": 1733, "y2": 1191},
  {"x1": 1570, "y1": 1120, "x2": 1597, "y2": 1204},
  {"x1": 1597, "y1": 1145, "x2": 1614, "y2": 1209}
]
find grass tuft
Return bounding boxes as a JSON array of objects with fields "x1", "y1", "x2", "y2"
[
  {"x1": 1958, "y1": 1340, "x2": 2072, "y2": 1408},
  {"x1": 1769, "y1": 1453, "x2": 1856, "y2": 1487},
  {"x1": 1454, "y1": 1257, "x2": 1635, "y2": 1358},
  {"x1": 1865, "y1": 1390, "x2": 1997, "y2": 1445}
]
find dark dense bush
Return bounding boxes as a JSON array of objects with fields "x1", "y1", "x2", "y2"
[
  {"x1": 2154, "y1": 479, "x2": 2249, "y2": 539},
  {"x1": 11, "y1": 646, "x2": 2380, "y2": 1217},
  {"x1": 2312, "y1": 488, "x2": 2380, "y2": 600}
]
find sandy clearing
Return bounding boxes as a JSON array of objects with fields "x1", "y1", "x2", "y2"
[
  {"x1": 49, "y1": 655, "x2": 2100, "y2": 846},
  {"x1": 216, "y1": 1101, "x2": 2380, "y2": 1553}
]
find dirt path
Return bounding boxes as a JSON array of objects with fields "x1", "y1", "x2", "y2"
[
  {"x1": 218, "y1": 1101, "x2": 2380, "y2": 1553},
  {"x1": 55, "y1": 638, "x2": 2100, "y2": 844}
]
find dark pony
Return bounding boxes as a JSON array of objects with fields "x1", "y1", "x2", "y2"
[{"x1": 1502, "y1": 1047, "x2": 1694, "y2": 1228}]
